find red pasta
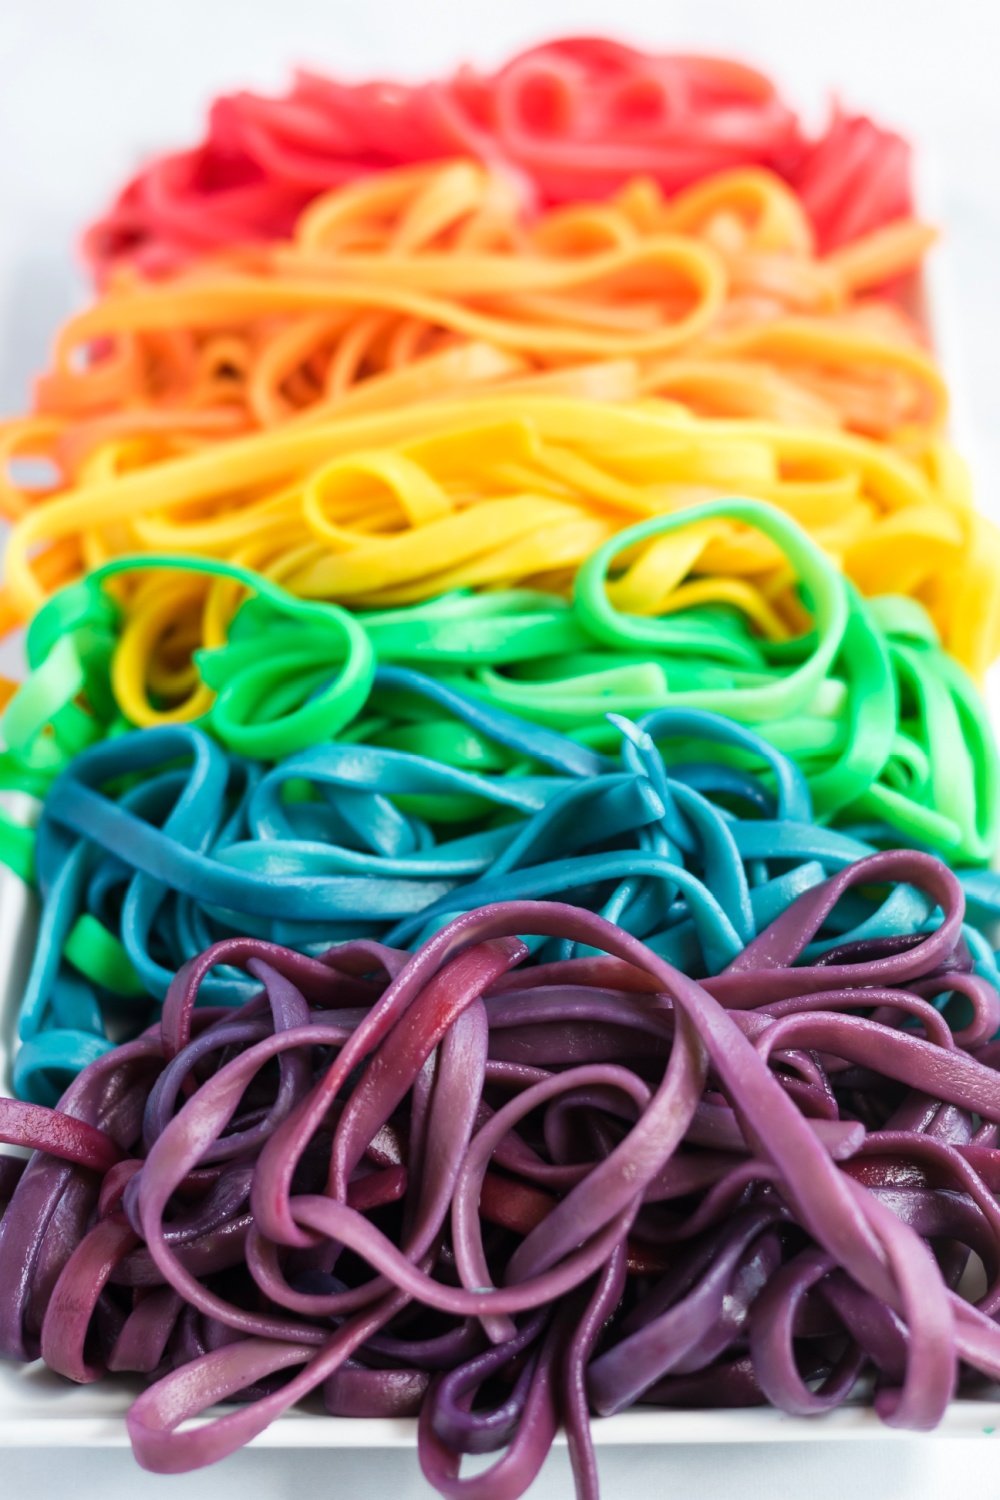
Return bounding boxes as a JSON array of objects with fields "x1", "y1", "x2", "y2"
[{"x1": 83, "y1": 39, "x2": 911, "y2": 279}]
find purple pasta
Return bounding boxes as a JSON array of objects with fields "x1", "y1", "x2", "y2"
[{"x1": 3, "y1": 850, "x2": 1000, "y2": 1496}]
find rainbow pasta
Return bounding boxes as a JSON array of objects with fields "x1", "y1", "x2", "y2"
[{"x1": 2, "y1": 36, "x2": 1000, "y2": 1500}]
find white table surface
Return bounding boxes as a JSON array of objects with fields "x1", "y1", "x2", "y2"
[{"x1": 2, "y1": 0, "x2": 1000, "y2": 1493}]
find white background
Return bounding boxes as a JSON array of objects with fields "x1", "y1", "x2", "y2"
[{"x1": 2, "y1": 0, "x2": 1000, "y2": 1494}]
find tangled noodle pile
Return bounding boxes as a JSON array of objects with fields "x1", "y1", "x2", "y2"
[{"x1": 2, "y1": 33, "x2": 1000, "y2": 1499}]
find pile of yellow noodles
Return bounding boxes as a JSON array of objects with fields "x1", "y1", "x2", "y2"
[{"x1": 4, "y1": 393, "x2": 998, "y2": 680}]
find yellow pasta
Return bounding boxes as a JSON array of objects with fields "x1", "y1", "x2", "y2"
[{"x1": 4, "y1": 393, "x2": 997, "y2": 682}]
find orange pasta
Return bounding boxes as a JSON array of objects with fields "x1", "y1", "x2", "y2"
[{"x1": 3, "y1": 162, "x2": 941, "y2": 522}]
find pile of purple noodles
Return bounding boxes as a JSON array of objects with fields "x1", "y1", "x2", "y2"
[{"x1": 5, "y1": 850, "x2": 1000, "y2": 1498}]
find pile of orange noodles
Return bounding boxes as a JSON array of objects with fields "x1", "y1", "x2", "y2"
[{"x1": 4, "y1": 160, "x2": 939, "y2": 524}]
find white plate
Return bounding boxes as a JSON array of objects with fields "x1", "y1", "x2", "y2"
[{"x1": 2, "y1": 186, "x2": 1000, "y2": 1456}]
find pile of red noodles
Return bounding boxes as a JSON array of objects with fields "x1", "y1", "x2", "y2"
[{"x1": 85, "y1": 38, "x2": 912, "y2": 277}]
